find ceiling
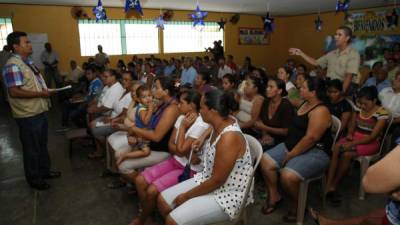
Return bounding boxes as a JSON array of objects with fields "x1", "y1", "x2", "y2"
[{"x1": 0, "y1": 0, "x2": 394, "y2": 15}]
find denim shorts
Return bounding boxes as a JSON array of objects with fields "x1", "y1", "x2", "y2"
[{"x1": 264, "y1": 143, "x2": 330, "y2": 180}]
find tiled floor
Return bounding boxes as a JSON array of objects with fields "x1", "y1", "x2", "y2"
[{"x1": 0, "y1": 101, "x2": 386, "y2": 225}]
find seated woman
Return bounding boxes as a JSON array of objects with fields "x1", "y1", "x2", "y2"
[
  {"x1": 326, "y1": 86, "x2": 389, "y2": 203},
  {"x1": 115, "y1": 76, "x2": 180, "y2": 183},
  {"x1": 260, "y1": 78, "x2": 332, "y2": 222},
  {"x1": 87, "y1": 69, "x2": 127, "y2": 158},
  {"x1": 235, "y1": 75, "x2": 265, "y2": 135},
  {"x1": 255, "y1": 78, "x2": 294, "y2": 150},
  {"x1": 129, "y1": 90, "x2": 209, "y2": 225},
  {"x1": 277, "y1": 66, "x2": 300, "y2": 104},
  {"x1": 194, "y1": 71, "x2": 214, "y2": 94},
  {"x1": 157, "y1": 90, "x2": 254, "y2": 225},
  {"x1": 222, "y1": 73, "x2": 237, "y2": 91},
  {"x1": 325, "y1": 79, "x2": 353, "y2": 135},
  {"x1": 106, "y1": 82, "x2": 141, "y2": 177}
]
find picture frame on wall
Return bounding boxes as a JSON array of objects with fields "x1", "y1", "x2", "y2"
[{"x1": 238, "y1": 27, "x2": 270, "y2": 45}]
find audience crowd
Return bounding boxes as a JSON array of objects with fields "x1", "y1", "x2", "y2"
[{"x1": 3, "y1": 26, "x2": 400, "y2": 225}]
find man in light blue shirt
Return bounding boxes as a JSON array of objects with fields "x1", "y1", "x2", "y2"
[
  {"x1": 180, "y1": 57, "x2": 197, "y2": 86},
  {"x1": 363, "y1": 68, "x2": 391, "y2": 93},
  {"x1": 163, "y1": 59, "x2": 176, "y2": 76}
]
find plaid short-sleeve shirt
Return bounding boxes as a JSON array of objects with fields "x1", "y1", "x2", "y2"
[{"x1": 2, "y1": 63, "x2": 24, "y2": 88}]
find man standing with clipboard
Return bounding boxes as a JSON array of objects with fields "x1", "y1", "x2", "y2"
[{"x1": 2, "y1": 31, "x2": 61, "y2": 190}]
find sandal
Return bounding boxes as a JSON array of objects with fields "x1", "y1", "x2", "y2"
[
  {"x1": 282, "y1": 210, "x2": 297, "y2": 223},
  {"x1": 261, "y1": 198, "x2": 283, "y2": 215},
  {"x1": 308, "y1": 208, "x2": 320, "y2": 225}
]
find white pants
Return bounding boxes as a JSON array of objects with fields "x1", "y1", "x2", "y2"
[{"x1": 161, "y1": 178, "x2": 230, "y2": 225}]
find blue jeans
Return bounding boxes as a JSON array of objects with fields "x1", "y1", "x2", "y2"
[{"x1": 15, "y1": 112, "x2": 51, "y2": 184}]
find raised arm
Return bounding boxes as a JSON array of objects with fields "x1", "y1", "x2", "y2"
[{"x1": 289, "y1": 48, "x2": 318, "y2": 66}]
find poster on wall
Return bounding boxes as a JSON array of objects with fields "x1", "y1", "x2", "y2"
[
  {"x1": 325, "y1": 34, "x2": 400, "y2": 68},
  {"x1": 238, "y1": 28, "x2": 270, "y2": 45},
  {"x1": 344, "y1": 7, "x2": 400, "y2": 35},
  {"x1": 27, "y1": 33, "x2": 48, "y2": 69}
]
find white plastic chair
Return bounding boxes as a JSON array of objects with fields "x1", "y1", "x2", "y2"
[
  {"x1": 210, "y1": 134, "x2": 263, "y2": 225},
  {"x1": 355, "y1": 113, "x2": 393, "y2": 200},
  {"x1": 296, "y1": 115, "x2": 342, "y2": 225}
]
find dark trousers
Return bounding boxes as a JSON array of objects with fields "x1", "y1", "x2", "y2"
[
  {"x1": 45, "y1": 66, "x2": 62, "y2": 88},
  {"x1": 15, "y1": 112, "x2": 51, "y2": 185}
]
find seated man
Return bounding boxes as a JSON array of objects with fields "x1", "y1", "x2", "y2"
[
  {"x1": 379, "y1": 71, "x2": 400, "y2": 149},
  {"x1": 363, "y1": 67, "x2": 391, "y2": 93},
  {"x1": 60, "y1": 65, "x2": 103, "y2": 130}
]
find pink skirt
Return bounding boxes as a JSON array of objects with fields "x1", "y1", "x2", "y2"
[
  {"x1": 338, "y1": 131, "x2": 380, "y2": 156},
  {"x1": 141, "y1": 157, "x2": 194, "y2": 192}
]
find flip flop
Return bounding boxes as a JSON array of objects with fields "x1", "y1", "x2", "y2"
[
  {"x1": 261, "y1": 198, "x2": 283, "y2": 215},
  {"x1": 308, "y1": 208, "x2": 320, "y2": 225}
]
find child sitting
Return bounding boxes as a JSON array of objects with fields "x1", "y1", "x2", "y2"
[{"x1": 116, "y1": 85, "x2": 154, "y2": 165}]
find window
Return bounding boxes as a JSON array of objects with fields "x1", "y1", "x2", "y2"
[
  {"x1": 78, "y1": 20, "x2": 122, "y2": 56},
  {"x1": 78, "y1": 19, "x2": 159, "y2": 56},
  {"x1": 0, "y1": 18, "x2": 13, "y2": 49},
  {"x1": 77, "y1": 20, "x2": 224, "y2": 56},
  {"x1": 163, "y1": 21, "x2": 223, "y2": 53},
  {"x1": 124, "y1": 21, "x2": 159, "y2": 54}
]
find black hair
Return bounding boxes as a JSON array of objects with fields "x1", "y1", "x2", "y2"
[
  {"x1": 105, "y1": 69, "x2": 121, "y2": 80},
  {"x1": 327, "y1": 79, "x2": 343, "y2": 92},
  {"x1": 338, "y1": 26, "x2": 353, "y2": 43},
  {"x1": 136, "y1": 85, "x2": 150, "y2": 98},
  {"x1": 305, "y1": 77, "x2": 328, "y2": 102},
  {"x1": 85, "y1": 64, "x2": 96, "y2": 73},
  {"x1": 248, "y1": 75, "x2": 266, "y2": 96},
  {"x1": 297, "y1": 64, "x2": 307, "y2": 73},
  {"x1": 204, "y1": 90, "x2": 239, "y2": 118},
  {"x1": 279, "y1": 66, "x2": 291, "y2": 76},
  {"x1": 180, "y1": 90, "x2": 202, "y2": 111},
  {"x1": 122, "y1": 70, "x2": 136, "y2": 80},
  {"x1": 222, "y1": 73, "x2": 237, "y2": 88},
  {"x1": 269, "y1": 78, "x2": 288, "y2": 97},
  {"x1": 372, "y1": 61, "x2": 383, "y2": 69},
  {"x1": 198, "y1": 70, "x2": 211, "y2": 84},
  {"x1": 357, "y1": 86, "x2": 379, "y2": 103},
  {"x1": 156, "y1": 76, "x2": 178, "y2": 97},
  {"x1": 7, "y1": 31, "x2": 27, "y2": 52}
]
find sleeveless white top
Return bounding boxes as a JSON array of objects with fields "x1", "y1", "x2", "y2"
[
  {"x1": 235, "y1": 98, "x2": 254, "y2": 123},
  {"x1": 194, "y1": 122, "x2": 254, "y2": 219}
]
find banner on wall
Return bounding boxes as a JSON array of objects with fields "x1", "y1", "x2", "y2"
[{"x1": 344, "y1": 7, "x2": 400, "y2": 35}]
